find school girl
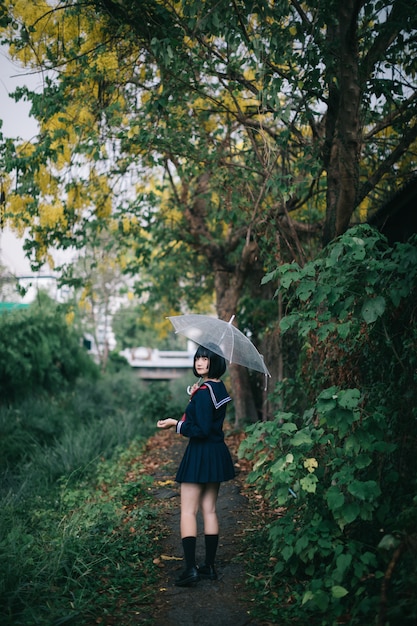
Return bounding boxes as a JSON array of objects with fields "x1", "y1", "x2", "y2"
[{"x1": 157, "y1": 344, "x2": 235, "y2": 586}]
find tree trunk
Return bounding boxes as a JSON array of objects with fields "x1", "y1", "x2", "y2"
[
  {"x1": 323, "y1": 1, "x2": 361, "y2": 246},
  {"x1": 214, "y1": 265, "x2": 258, "y2": 427},
  {"x1": 183, "y1": 171, "x2": 260, "y2": 426}
]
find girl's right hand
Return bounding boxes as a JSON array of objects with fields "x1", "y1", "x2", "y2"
[{"x1": 157, "y1": 418, "x2": 178, "y2": 429}]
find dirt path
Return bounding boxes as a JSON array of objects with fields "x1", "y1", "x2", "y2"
[{"x1": 140, "y1": 428, "x2": 266, "y2": 626}]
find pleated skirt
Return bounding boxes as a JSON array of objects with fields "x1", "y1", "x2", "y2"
[{"x1": 175, "y1": 439, "x2": 235, "y2": 484}]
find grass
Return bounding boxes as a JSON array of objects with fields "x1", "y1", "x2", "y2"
[
  {"x1": 0, "y1": 440, "x2": 163, "y2": 626},
  {"x1": 0, "y1": 370, "x2": 181, "y2": 625}
]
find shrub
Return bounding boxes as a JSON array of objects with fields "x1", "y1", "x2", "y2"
[
  {"x1": 242, "y1": 226, "x2": 417, "y2": 624},
  {"x1": 0, "y1": 302, "x2": 98, "y2": 404}
]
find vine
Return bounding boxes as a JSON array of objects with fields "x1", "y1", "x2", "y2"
[{"x1": 241, "y1": 225, "x2": 417, "y2": 624}]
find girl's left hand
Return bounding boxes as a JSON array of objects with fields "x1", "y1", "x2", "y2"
[
  {"x1": 187, "y1": 382, "x2": 200, "y2": 395},
  {"x1": 157, "y1": 418, "x2": 177, "y2": 429}
]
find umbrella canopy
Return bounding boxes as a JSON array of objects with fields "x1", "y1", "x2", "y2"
[{"x1": 167, "y1": 314, "x2": 271, "y2": 377}]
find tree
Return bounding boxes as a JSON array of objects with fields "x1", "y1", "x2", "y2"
[
  {"x1": 0, "y1": 294, "x2": 98, "y2": 403},
  {"x1": 0, "y1": 0, "x2": 416, "y2": 421},
  {"x1": 64, "y1": 230, "x2": 133, "y2": 369},
  {"x1": 112, "y1": 300, "x2": 188, "y2": 351}
]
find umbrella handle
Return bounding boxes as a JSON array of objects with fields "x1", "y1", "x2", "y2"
[{"x1": 187, "y1": 377, "x2": 202, "y2": 395}]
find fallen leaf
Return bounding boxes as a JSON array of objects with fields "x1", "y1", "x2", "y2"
[{"x1": 160, "y1": 554, "x2": 182, "y2": 561}]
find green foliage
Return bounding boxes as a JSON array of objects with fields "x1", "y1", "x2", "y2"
[
  {"x1": 0, "y1": 300, "x2": 98, "y2": 404},
  {"x1": 263, "y1": 224, "x2": 417, "y2": 400},
  {"x1": 0, "y1": 370, "x2": 175, "y2": 479},
  {"x1": 0, "y1": 364, "x2": 186, "y2": 624},
  {"x1": 241, "y1": 390, "x2": 385, "y2": 622},
  {"x1": 0, "y1": 440, "x2": 160, "y2": 625},
  {"x1": 243, "y1": 225, "x2": 417, "y2": 624}
]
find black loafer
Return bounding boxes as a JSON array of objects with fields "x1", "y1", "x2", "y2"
[
  {"x1": 198, "y1": 563, "x2": 218, "y2": 580},
  {"x1": 175, "y1": 566, "x2": 200, "y2": 587}
]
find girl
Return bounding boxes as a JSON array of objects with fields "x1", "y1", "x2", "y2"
[{"x1": 157, "y1": 344, "x2": 235, "y2": 586}]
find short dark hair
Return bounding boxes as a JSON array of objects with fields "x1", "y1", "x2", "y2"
[{"x1": 193, "y1": 344, "x2": 227, "y2": 378}]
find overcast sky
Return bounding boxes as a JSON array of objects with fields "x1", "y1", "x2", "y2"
[
  {"x1": 0, "y1": 47, "x2": 40, "y2": 140},
  {"x1": 0, "y1": 47, "x2": 39, "y2": 275},
  {"x1": 0, "y1": 47, "x2": 73, "y2": 284}
]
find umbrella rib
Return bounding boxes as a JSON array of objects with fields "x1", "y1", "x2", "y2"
[{"x1": 228, "y1": 318, "x2": 235, "y2": 363}]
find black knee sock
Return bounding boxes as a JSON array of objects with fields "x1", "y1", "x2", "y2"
[
  {"x1": 204, "y1": 534, "x2": 219, "y2": 566},
  {"x1": 182, "y1": 536, "x2": 197, "y2": 569}
]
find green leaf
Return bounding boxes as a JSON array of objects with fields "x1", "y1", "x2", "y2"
[
  {"x1": 295, "y1": 534, "x2": 309, "y2": 553},
  {"x1": 342, "y1": 502, "x2": 360, "y2": 524},
  {"x1": 326, "y1": 486, "x2": 345, "y2": 510},
  {"x1": 261, "y1": 269, "x2": 279, "y2": 285},
  {"x1": 313, "y1": 590, "x2": 329, "y2": 611},
  {"x1": 351, "y1": 453, "x2": 372, "y2": 468},
  {"x1": 279, "y1": 264, "x2": 302, "y2": 288},
  {"x1": 350, "y1": 237, "x2": 367, "y2": 260},
  {"x1": 300, "y1": 473, "x2": 318, "y2": 493},
  {"x1": 331, "y1": 585, "x2": 348, "y2": 598},
  {"x1": 279, "y1": 314, "x2": 298, "y2": 333},
  {"x1": 347, "y1": 480, "x2": 381, "y2": 501},
  {"x1": 326, "y1": 242, "x2": 344, "y2": 265},
  {"x1": 336, "y1": 322, "x2": 351, "y2": 338},
  {"x1": 338, "y1": 389, "x2": 361, "y2": 409},
  {"x1": 361, "y1": 296, "x2": 386, "y2": 324},
  {"x1": 378, "y1": 534, "x2": 400, "y2": 551},
  {"x1": 252, "y1": 454, "x2": 269, "y2": 470},
  {"x1": 318, "y1": 386, "x2": 340, "y2": 400},
  {"x1": 336, "y1": 553, "x2": 352, "y2": 576},
  {"x1": 291, "y1": 430, "x2": 313, "y2": 446},
  {"x1": 280, "y1": 422, "x2": 298, "y2": 435},
  {"x1": 302, "y1": 590, "x2": 314, "y2": 605},
  {"x1": 282, "y1": 545, "x2": 294, "y2": 561},
  {"x1": 317, "y1": 322, "x2": 336, "y2": 341},
  {"x1": 298, "y1": 319, "x2": 318, "y2": 337},
  {"x1": 296, "y1": 280, "x2": 315, "y2": 301}
]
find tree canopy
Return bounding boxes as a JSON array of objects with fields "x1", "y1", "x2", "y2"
[{"x1": 0, "y1": 0, "x2": 416, "y2": 418}]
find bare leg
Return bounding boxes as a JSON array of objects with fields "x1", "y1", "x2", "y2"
[
  {"x1": 180, "y1": 482, "x2": 202, "y2": 538},
  {"x1": 200, "y1": 482, "x2": 220, "y2": 534}
]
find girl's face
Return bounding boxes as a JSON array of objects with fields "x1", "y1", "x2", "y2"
[{"x1": 195, "y1": 356, "x2": 210, "y2": 377}]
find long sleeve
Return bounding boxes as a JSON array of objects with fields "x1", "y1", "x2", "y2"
[{"x1": 176, "y1": 386, "x2": 214, "y2": 439}]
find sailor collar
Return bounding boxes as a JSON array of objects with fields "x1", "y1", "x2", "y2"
[{"x1": 199, "y1": 381, "x2": 232, "y2": 409}]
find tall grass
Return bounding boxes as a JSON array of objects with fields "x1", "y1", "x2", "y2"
[
  {"x1": 0, "y1": 371, "x2": 183, "y2": 485},
  {"x1": 0, "y1": 370, "x2": 182, "y2": 625}
]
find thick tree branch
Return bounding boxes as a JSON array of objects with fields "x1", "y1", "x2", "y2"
[
  {"x1": 357, "y1": 123, "x2": 417, "y2": 205},
  {"x1": 361, "y1": 0, "x2": 405, "y2": 83},
  {"x1": 364, "y1": 90, "x2": 417, "y2": 140}
]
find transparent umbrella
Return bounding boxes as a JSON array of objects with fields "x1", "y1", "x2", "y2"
[{"x1": 167, "y1": 314, "x2": 271, "y2": 377}]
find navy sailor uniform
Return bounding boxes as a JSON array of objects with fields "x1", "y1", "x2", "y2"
[{"x1": 175, "y1": 380, "x2": 235, "y2": 484}]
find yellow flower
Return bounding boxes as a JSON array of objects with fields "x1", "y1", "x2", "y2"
[
  {"x1": 38, "y1": 201, "x2": 67, "y2": 229},
  {"x1": 65, "y1": 310, "x2": 75, "y2": 325},
  {"x1": 303, "y1": 457, "x2": 318, "y2": 473}
]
